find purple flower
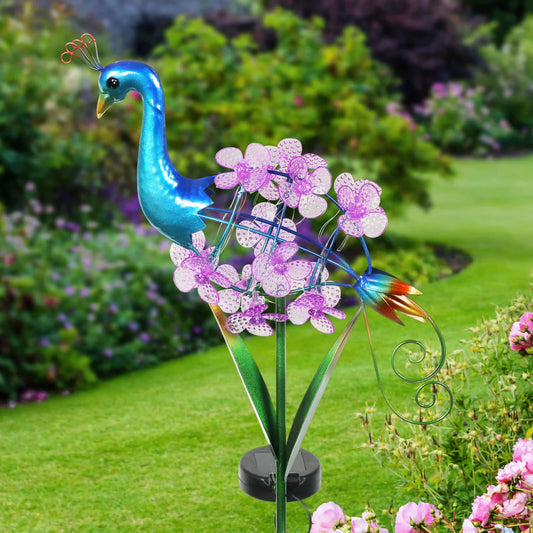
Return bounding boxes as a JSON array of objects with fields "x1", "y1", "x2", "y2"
[
  {"x1": 64, "y1": 286, "x2": 76, "y2": 296},
  {"x1": 128, "y1": 322, "x2": 139, "y2": 332},
  {"x1": 215, "y1": 143, "x2": 271, "y2": 193},
  {"x1": 104, "y1": 348, "x2": 114, "y2": 358},
  {"x1": 252, "y1": 242, "x2": 312, "y2": 297},
  {"x1": 334, "y1": 174, "x2": 388, "y2": 238},
  {"x1": 79, "y1": 288, "x2": 90, "y2": 297},
  {"x1": 139, "y1": 333, "x2": 150, "y2": 344},
  {"x1": 173, "y1": 255, "x2": 238, "y2": 305},
  {"x1": 108, "y1": 304, "x2": 118, "y2": 314},
  {"x1": 170, "y1": 231, "x2": 211, "y2": 267},
  {"x1": 226, "y1": 297, "x2": 287, "y2": 337},
  {"x1": 39, "y1": 337, "x2": 50, "y2": 347},
  {"x1": 218, "y1": 264, "x2": 252, "y2": 314},
  {"x1": 236, "y1": 202, "x2": 296, "y2": 256},
  {"x1": 271, "y1": 138, "x2": 327, "y2": 173},
  {"x1": 278, "y1": 156, "x2": 331, "y2": 218},
  {"x1": 287, "y1": 286, "x2": 346, "y2": 334}
]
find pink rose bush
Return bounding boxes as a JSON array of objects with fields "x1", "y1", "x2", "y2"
[
  {"x1": 313, "y1": 438, "x2": 533, "y2": 533},
  {"x1": 509, "y1": 312, "x2": 533, "y2": 355},
  {"x1": 171, "y1": 138, "x2": 390, "y2": 336}
]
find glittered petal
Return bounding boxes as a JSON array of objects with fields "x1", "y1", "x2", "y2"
[
  {"x1": 173, "y1": 267, "x2": 197, "y2": 292},
  {"x1": 245, "y1": 143, "x2": 270, "y2": 166},
  {"x1": 182, "y1": 256, "x2": 212, "y2": 273},
  {"x1": 252, "y1": 253, "x2": 273, "y2": 281},
  {"x1": 298, "y1": 193, "x2": 327, "y2": 219},
  {"x1": 210, "y1": 271, "x2": 232, "y2": 288},
  {"x1": 278, "y1": 138, "x2": 302, "y2": 170},
  {"x1": 241, "y1": 264, "x2": 253, "y2": 280},
  {"x1": 169, "y1": 243, "x2": 192, "y2": 267},
  {"x1": 321, "y1": 285, "x2": 341, "y2": 307},
  {"x1": 309, "y1": 167, "x2": 331, "y2": 194},
  {"x1": 226, "y1": 312, "x2": 252, "y2": 334},
  {"x1": 215, "y1": 263, "x2": 240, "y2": 284},
  {"x1": 273, "y1": 241, "x2": 299, "y2": 262},
  {"x1": 198, "y1": 283, "x2": 220, "y2": 304},
  {"x1": 298, "y1": 293, "x2": 325, "y2": 309},
  {"x1": 286, "y1": 259, "x2": 313, "y2": 281},
  {"x1": 236, "y1": 220, "x2": 261, "y2": 248},
  {"x1": 287, "y1": 303, "x2": 310, "y2": 325},
  {"x1": 362, "y1": 210, "x2": 388, "y2": 238},
  {"x1": 243, "y1": 168, "x2": 269, "y2": 193},
  {"x1": 247, "y1": 321, "x2": 274, "y2": 337},
  {"x1": 279, "y1": 218, "x2": 297, "y2": 241},
  {"x1": 334, "y1": 172, "x2": 355, "y2": 194},
  {"x1": 262, "y1": 273, "x2": 290, "y2": 297},
  {"x1": 192, "y1": 231, "x2": 206, "y2": 251},
  {"x1": 338, "y1": 214, "x2": 363, "y2": 238},
  {"x1": 215, "y1": 147, "x2": 243, "y2": 169},
  {"x1": 252, "y1": 201, "x2": 277, "y2": 220},
  {"x1": 354, "y1": 178, "x2": 382, "y2": 196},
  {"x1": 323, "y1": 307, "x2": 346, "y2": 320},
  {"x1": 303, "y1": 153, "x2": 328, "y2": 169},
  {"x1": 310, "y1": 314, "x2": 335, "y2": 334},
  {"x1": 278, "y1": 181, "x2": 300, "y2": 208},
  {"x1": 215, "y1": 172, "x2": 240, "y2": 189},
  {"x1": 336, "y1": 185, "x2": 356, "y2": 210},
  {"x1": 288, "y1": 156, "x2": 308, "y2": 181},
  {"x1": 258, "y1": 181, "x2": 279, "y2": 201},
  {"x1": 265, "y1": 145, "x2": 279, "y2": 168},
  {"x1": 358, "y1": 182, "x2": 381, "y2": 209},
  {"x1": 218, "y1": 289, "x2": 241, "y2": 314}
]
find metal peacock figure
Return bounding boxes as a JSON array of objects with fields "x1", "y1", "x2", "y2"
[{"x1": 62, "y1": 33, "x2": 452, "y2": 532}]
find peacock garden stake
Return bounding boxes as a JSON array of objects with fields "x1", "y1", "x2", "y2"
[{"x1": 61, "y1": 34, "x2": 452, "y2": 532}]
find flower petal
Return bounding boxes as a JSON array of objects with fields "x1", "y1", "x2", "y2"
[
  {"x1": 358, "y1": 182, "x2": 381, "y2": 209},
  {"x1": 323, "y1": 307, "x2": 346, "y2": 320},
  {"x1": 286, "y1": 259, "x2": 313, "y2": 281},
  {"x1": 303, "y1": 153, "x2": 328, "y2": 169},
  {"x1": 243, "y1": 168, "x2": 269, "y2": 193},
  {"x1": 287, "y1": 303, "x2": 310, "y2": 325},
  {"x1": 247, "y1": 320, "x2": 274, "y2": 336},
  {"x1": 288, "y1": 156, "x2": 308, "y2": 181},
  {"x1": 170, "y1": 243, "x2": 192, "y2": 267},
  {"x1": 226, "y1": 312, "x2": 252, "y2": 334},
  {"x1": 336, "y1": 185, "x2": 356, "y2": 210},
  {"x1": 298, "y1": 193, "x2": 327, "y2": 219},
  {"x1": 309, "y1": 167, "x2": 331, "y2": 194},
  {"x1": 310, "y1": 314, "x2": 335, "y2": 334},
  {"x1": 277, "y1": 138, "x2": 302, "y2": 171},
  {"x1": 252, "y1": 252, "x2": 273, "y2": 281},
  {"x1": 362, "y1": 210, "x2": 388, "y2": 238},
  {"x1": 321, "y1": 285, "x2": 341, "y2": 307},
  {"x1": 210, "y1": 270, "x2": 232, "y2": 288},
  {"x1": 216, "y1": 263, "x2": 240, "y2": 284},
  {"x1": 354, "y1": 178, "x2": 382, "y2": 196},
  {"x1": 278, "y1": 181, "x2": 300, "y2": 208},
  {"x1": 215, "y1": 147, "x2": 243, "y2": 169},
  {"x1": 334, "y1": 172, "x2": 355, "y2": 194},
  {"x1": 215, "y1": 171, "x2": 240, "y2": 190},
  {"x1": 236, "y1": 220, "x2": 261, "y2": 248},
  {"x1": 273, "y1": 241, "x2": 299, "y2": 262},
  {"x1": 262, "y1": 272, "x2": 291, "y2": 297},
  {"x1": 218, "y1": 289, "x2": 241, "y2": 314},
  {"x1": 198, "y1": 283, "x2": 220, "y2": 304},
  {"x1": 173, "y1": 266, "x2": 197, "y2": 292},
  {"x1": 258, "y1": 180, "x2": 279, "y2": 201},
  {"x1": 263, "y1": 313, "x2": 289, "y2": 322},
  {"x1": 338, "y1": 213, "x2": 363, "y2": 237},
  {"x1": 244, "y1": 143, "x2": 270, "y2": 166}
]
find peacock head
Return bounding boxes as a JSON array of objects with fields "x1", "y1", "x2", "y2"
[{"x1": 60, "y1": 33, "x2": 160, "y2": 119}]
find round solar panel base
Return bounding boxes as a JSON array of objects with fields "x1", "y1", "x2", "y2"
[{"x1": 238, "y1": 446, "x2": 321, "y2": 502}]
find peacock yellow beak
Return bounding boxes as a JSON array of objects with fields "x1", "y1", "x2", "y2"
[{"x1": 96, "y1": 93, "x2": 114, "y2": 119}]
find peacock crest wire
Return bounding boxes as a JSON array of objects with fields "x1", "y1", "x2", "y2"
[{"x1": 60, "y1": 33, "x2": 102, "y2": 71}]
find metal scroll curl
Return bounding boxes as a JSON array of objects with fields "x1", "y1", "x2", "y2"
[{"x1": 362, "y1": 302, "x2": 453, "y2": 425}]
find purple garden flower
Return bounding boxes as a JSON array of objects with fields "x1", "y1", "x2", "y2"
[
  {"x1": 215, "y1": 143, "x2": 271, "y2": 193},
  {"x1": 287, "y1": 286, "x2": 346, "y2": 334},
  {"x1": 334, "y1": 173, "x2": 388, "y2": 238},
  {"x1": 252, "y1": 242, "x2": 313, "y2": 297},
  {"x1": 271, "y1": 137, "x2": 327, "y2": 173}
]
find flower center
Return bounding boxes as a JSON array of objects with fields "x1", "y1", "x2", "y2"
[
  {"x1": 273, "y1": 263, "x2": 288, "y2": 275},
  {"x1": 195, "y1": 273, "x2": 209, "y2": 285},
  {"x1": 349, "y1": 199, "x2": 369, "y2": 219},
  {"x1": 308, "y1": 308, "x2": 324, "y2": 319},
  {"x1": 234, "y1": 160, "x2": 251, "y2": 180}
]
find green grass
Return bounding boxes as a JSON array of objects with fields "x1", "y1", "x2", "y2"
[{"x1": 1, "y1": 156, "x2": 533, "y2": 532}]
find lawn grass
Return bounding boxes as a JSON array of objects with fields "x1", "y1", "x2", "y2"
[{"x1": 1, "y1": 156, "x2": 532, "y2": 532}]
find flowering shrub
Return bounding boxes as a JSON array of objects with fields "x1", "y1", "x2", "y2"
[
  {"x1": 510, "y1": 312, "x2": 533, "y2": 355},
  {"x1": 413, "y1": 82, "x2": 517, "y2": 156},
  {"x1": 0, "y1": 189, "x2": 219, "y2": 403}
]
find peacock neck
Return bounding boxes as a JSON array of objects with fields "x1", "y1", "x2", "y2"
[{"x1": 137, "y1": 73, "x2": 172, "y2": 183}]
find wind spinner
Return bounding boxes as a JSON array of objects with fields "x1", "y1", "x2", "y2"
[{"x1": 62, "y1": 33, "x2": 452, "y2": 532}]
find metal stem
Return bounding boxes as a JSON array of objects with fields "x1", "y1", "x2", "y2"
[{"x1": 275, "y1": 296, "x2": 287, "y2": 533}]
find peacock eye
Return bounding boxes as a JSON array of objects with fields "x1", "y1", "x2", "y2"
[{"x1": 106, "y1": 77, "x2": 120, "y2": 89}]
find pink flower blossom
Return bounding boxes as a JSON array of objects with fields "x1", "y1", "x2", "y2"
[
  {"x1": 312, "y1": 502, "x2": 346, "y2": 531},
  {"x1": 501, "y1": 491, "x2": 530, "y2": 517},
  {"x1": 236, "y1": 202, "x2": 296, "y2": 256},
  {"x1": 278, "y1": 156, "x2": 331, "y2": 218},
  {"x1": 271, "y1": 137, "x2": 327, "y2": 173},
  {"x1": 287, "y1": 286, "x2": 346, "y2": 334},
  {"x1": 469, "y1": 495, "x2": 493, "y2": 526},
  {"x1": 462, "y1": 519, "x2": 478, "y2": 533},
  {"x1": 215, "y1": 143, "x2": 271, "y2": 193},
  {"x1": 513, "y1": 438, "x2": 533, "y2": 462},
  {"x1": 395, "y1": 501, "x2": 440, "y2": 533},
  {"x1": 334, "y1": 174, "x2": 387, "y2": 238},
  {"x1": 252, "y1": 242, "x2": 313, "y2": 297},
  {"x1": 351, "y1": 517, "x2": 369, "y2": 533},
  {"x1": 218, "y1": 264, "x2": 252, "y2": 314},
  {"x1": 497, "y1": 461, "x2": 526, "y2": 483},
  {"x1": 226, "y1": 297, "x2": 287, "y2": 336}
]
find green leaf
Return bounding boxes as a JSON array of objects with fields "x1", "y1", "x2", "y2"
[
  {"x1": 285, "y1": 308, "x2": 362, "y2": 476},
  {"x1": 210, "y1": 304, "x2": 278, "y2": 456}
]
